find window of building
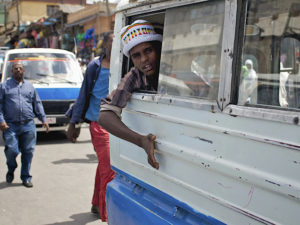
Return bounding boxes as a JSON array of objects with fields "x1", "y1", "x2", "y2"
[{"x1": 47, "y1": 5, "x2": 59, "y2": 17}]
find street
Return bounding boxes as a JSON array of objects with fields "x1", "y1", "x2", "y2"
[{"x1": 0, "y1": 126, "x2": 107, "y2": 225}]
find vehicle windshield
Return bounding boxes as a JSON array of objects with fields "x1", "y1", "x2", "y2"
[{"x1": 5, "y1": 52, "x2": 83, "y2": 84}]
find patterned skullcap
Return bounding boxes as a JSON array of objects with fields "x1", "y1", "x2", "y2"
[{"x1": 120, "y1": 20, "x2": 162, "y2": 57}]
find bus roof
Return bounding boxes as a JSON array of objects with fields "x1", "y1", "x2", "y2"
[{"x1": 4, "y1": 48, "x2": 76, "y2": 56}]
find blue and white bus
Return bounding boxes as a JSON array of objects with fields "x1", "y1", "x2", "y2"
[
  {"x1": 107, "y1": 0, "x2": 300, "y2": 224},
  {"x1": 1, "y1": 48, "x2": 83, "y2": 132}
]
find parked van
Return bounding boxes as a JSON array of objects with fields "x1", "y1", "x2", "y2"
[
  {"x1": 1, "y1": 48, "x2": 83, "y2": 132},
  {"x1": 107, "y1": 0, "x2": 300, "y2": 224}
]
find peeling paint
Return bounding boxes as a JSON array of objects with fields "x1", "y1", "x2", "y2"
[
  {"x1": 238, "y1": 176, "x2": 247, "y2": 181},
  {"x1": 264, "y1": 138, "x2": 300, "y2": 151},
  {"x1": 201, "y1": 162, "x2": 210, "y2": 168},
  {"x1": 216, "y1": 192, "x2": 276, "y2": 225},
  {"x1": 243, "y1": 186, "x2": 254, "y2": 208},
  {"x1": 288, "y1": 194, "x2": 300, "y2": 200},
  {"x1": 217, "y1": 182, "x2": 232, "y2": 189},
  {"x1": 193, "y1": 136, "x2": 213, "y2": 144},
  {"x1": 135, "y1": 110, "x2": 158, "y2": 117},
  {"x1": 265, "y1": 180, "x2": 281, "y2": 187}
]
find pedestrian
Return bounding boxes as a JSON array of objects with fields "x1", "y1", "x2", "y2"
[
  {"x1": 0, "y1": 62, "x2": 49, "y2": 188},
  {"x1": 65, "y1": 31, "x2": 115, "y2": 222},
  {"x1": 98, "y1": 20, "x2": 162, "y2": 170},
  {"x1": 239, "y1": 59, "x2": 257, "y2": 104}
]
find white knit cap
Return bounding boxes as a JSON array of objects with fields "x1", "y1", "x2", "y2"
[{"x1": 121, "y1": 20, "x2": 163, "y2": 57}]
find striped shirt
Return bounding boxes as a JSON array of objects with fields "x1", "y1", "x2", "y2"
[{"x1": 101, "y1": 67, "x2": 156, "y2": 117}]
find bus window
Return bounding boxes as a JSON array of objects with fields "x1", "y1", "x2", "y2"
[
  {"x1": 238, "y1": 0, "x2": 300, "y2": 110},
  {"x1": 157, "y1": 0, "x2": 225, "y2": 100}
]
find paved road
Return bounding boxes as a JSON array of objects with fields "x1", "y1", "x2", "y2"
[{"x1": 0, "y1": 127, "x2": 107, "y2": 225}]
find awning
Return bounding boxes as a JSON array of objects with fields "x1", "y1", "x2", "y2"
[
  {"x1": 65, "y1": 14, "x2": 98, "y2": 28},
  {"x1": 59, "y1": 4, "x2": 85, "y2": 14}
]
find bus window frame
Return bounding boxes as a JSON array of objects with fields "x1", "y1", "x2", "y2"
[
  {"x1": 121, "y1": 0, "x2": 233, "y2": 112},
  {"x1": 118, "y1": 0, "x2": 300, "y2": 126},
  {"x1": 223, "y1": 0, "x2": 300, "y2": 126}
]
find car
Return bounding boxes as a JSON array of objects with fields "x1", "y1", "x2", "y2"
[{"x1": 0, "y1": 48, "x2": 83, "y2": 133}]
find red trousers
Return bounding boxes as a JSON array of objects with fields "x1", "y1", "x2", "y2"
[{"x1": 89, "y1": 122, "x2": 116, "y2": 222}]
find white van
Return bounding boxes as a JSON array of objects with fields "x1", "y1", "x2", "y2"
[
  {"x1": 1, "y1": 48, "x2": 83, "y2": 132},
  {"x1": 106, "y1": 0, "x2": 300, "y2": 225}
]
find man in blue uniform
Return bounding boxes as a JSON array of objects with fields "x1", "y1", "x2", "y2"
[{"x1": 0, "y1": 62, "x2": 49, "y2": 188}]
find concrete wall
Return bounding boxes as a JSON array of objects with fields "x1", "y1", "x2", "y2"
[
  {"x1": 67, "y1": 2, "x2": 116, "y2": 37},
  {"x1": 8, "y1": 1, "x2": 58, "y2": 25},
  {"x1": 67, "y1": 2, "x2": 116, "y2": 24},
  {"x1": 8, "y1": 0, "x2": 86, "y2": 25},
  {"x1": 85, "y1": 15, "x2": 114, "y2": 37}
]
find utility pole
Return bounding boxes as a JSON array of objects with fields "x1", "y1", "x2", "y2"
[
  {"x1": 61, "y1": 0, "x2": 64, "y2": 49},
  {"x1": 105, "y1": 0, "x2": 111, "y2": 17},
  {"x1": 16, "y1": 0, "x2": 20, "y2": 37},
  {"x1": 4, "y1": 1, "x2": 7, "y2": 34},
  {"x1": 105, "y1": 0, "x2": 113, "y2": 31}
]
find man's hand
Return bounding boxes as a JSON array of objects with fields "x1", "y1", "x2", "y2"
[
  {"x1": 42, "y1": 122, "x2": 50, "y2": 133},
  {"x1": 142, "y1": 134, "x2": 159, "y2": 170},
  {"x1": 99, "y1": 111, "x2": 159, "y2": 169},
  {"x1": 66, "y1": 123, "x2": 79, "y2": 143},
  {"x1": 0, "y1": 122, "x2": 9, "y2": 131}
]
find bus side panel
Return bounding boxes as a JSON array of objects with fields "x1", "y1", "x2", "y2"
[
  {"x1": 108, "y1": 97, "x2": 300, "y2": 225},
  {"x1": 35, "y1": 87, "x2": 80, "y2": 100},
  {"x1": 107, "y1": 168, "x2": 226, "y2": 225},
  {"x1": 34, "y1": 87, "x2": 81, "y2": 131}
]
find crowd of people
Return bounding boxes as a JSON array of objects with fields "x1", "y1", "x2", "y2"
[{"x1": 1, "y1": 19, "x2": 162, "y2": 222}]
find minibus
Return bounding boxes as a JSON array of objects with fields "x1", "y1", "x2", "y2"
[{"x1": 106, "y1": 0, "x2": 300, "y2": 224}]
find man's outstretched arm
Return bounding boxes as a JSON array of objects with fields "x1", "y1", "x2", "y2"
[{"x1": 98, "y1": 110, "x2": 159, "y2": 169}]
